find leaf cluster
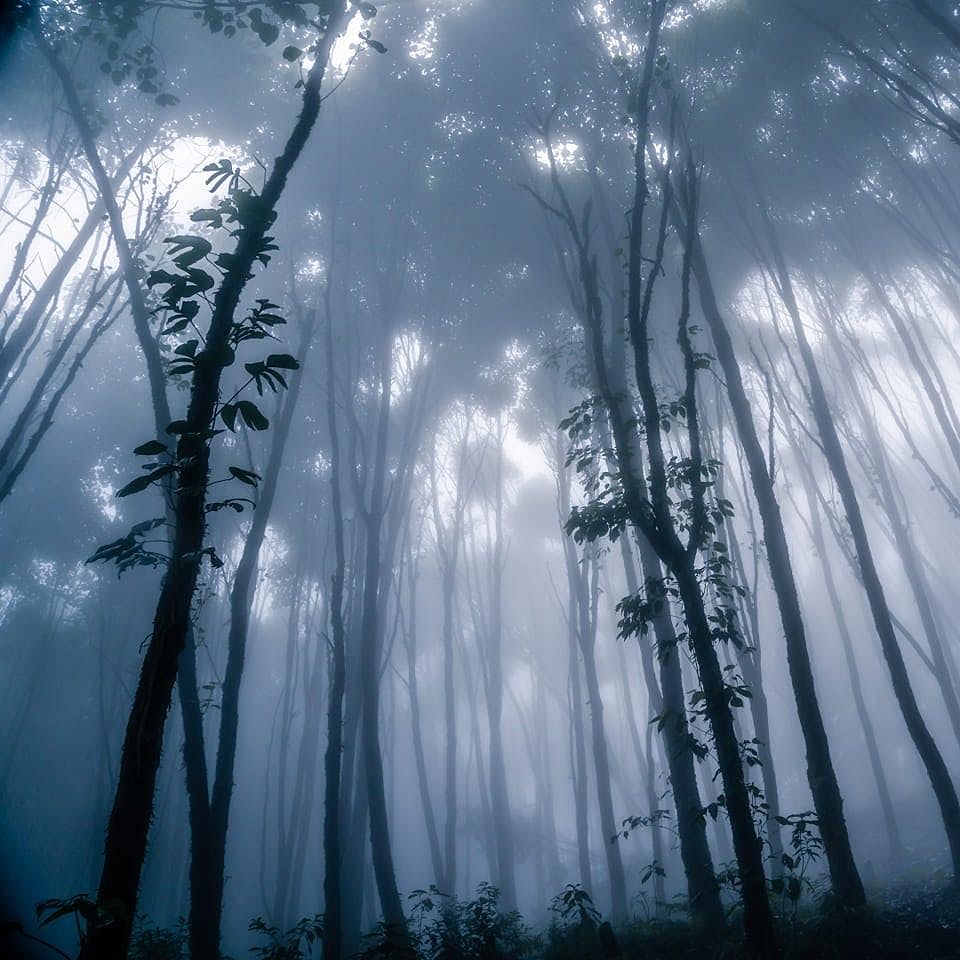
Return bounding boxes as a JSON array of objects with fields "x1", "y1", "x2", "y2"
[
  {"x1": 88, "y1": 159, "x2": 298, "y2": 575},
  {"x1": 405, "y1": 882, "x2": 538, "y2": 960},
  {"x1": 249, "y1": 914, "x2": 323, "y2": 960}
]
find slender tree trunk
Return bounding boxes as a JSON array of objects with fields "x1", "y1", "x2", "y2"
[
  {"x1": 0, "y1": 264, "x2": 116, "y2": 476},
  {"x1": 817, "y1": 286, "x2": 960, "y2": 752},
  {"x1": 78, "y1": 10, "x2": 350, "y2": 953},
  {"x1": 672, "y1": 178, "x2": 865, "y2": 910},
  {"x1": 535, "y1": 666, "x2": 565, "y2": 895},
  {"x1": 571, "y1": 549, "x2": 628, "y2": 922},
  {"x1": 619, "y1": 531, "x2": 723, "y2": 928},
  {"x1": 337, "y1": 553, "x2": 366, "y2": 955},
  {"x1": 567, "y1": 585, "x2": 593, "y2": 896},
  {"x1": 201, "y1": 310, "x2": 314, "y2": 952},
  {"x1": 402, "y1": 539, "x2": 444, "y2": 884},
  {"x1": 0, "y1": 295, "x2": 122, "y2": 503},
  {"x1": 612, "y1": 627, "x2": 666, "y2": 912},
  {"x1": 341, "y1": 741, "x2": 369, "y2": 957},
  {"x1": 484, "y1": 420, "x2": 518, "y2": 910},
  {"x1": 40, "y1": 36, "x2": 169, "y2": 432},
  {"x1": 858, "y1": 265, "x2": 960, "y2": 476},
  {"x1": 780, "y1": 420, "x2": 903, "y2": 860},
  {"x1": 359, "y1": 332, "x2": 408, "y2": 945},
  {"x1": 760, "y1": 212, "x2": 960, "y2": 881},
  {"x1": 0, "y1": 137, "x2": 67, "y2": 333},
  {"x1": 624, "y1": 153, "x2": 774, "y2": 951},
  {"x1": 441, "y1": 556, "x2": 458, "y2": 897},
  {"x1": 323, "y1": 293, "x2": 348, "y2": 960},
  {"x1": 0, "y1": 149, "x2": 140, "y2": 390},
  {"x1": 553, "y1": 448, "x2": 594, "y2": 900}
]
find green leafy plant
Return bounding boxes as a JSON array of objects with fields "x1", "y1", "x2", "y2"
[
  {"x1": 549, "y1": 884, "x2": 601, "y2": 931},
  {"x1": 770, "y1": 811, "x2": 826, "y2": 921},
  {"x1": 128, "y1": 916, "x2": 187, "y2": 960},
  {"x1": 249, "y1": 915, "x2": 323, "y2": 959},
  {"x1": 86, "y1": 160, "x2": 300, "y2": 575},
  {"x1": 34, "y1": 893, "x2": 128, "y2": 954},
  {"x1": 402, "y1": 882, "x2": 538, "y2": 960}
]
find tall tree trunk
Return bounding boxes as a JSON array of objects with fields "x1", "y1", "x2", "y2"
[
  {"x1": 78, "y1": 9, "x2": 350, "y2": 953},
  {"x1": 201, "y1": 309, "x2": 316, "y2": 955},
  {"x1": 441, "y1": 555, "x2": 458, "y2": 897},
  {"x1": 530, "y1": 23, "x2": 766, "y2": 938},
  {"x1": 619, "y1": 529, "x2": 723, "y2": 928},
  {"x1": 569, "y1": 546, "x2": 628, "y2": 922},
  {"x1": 670, "y1": 171, "x2": 865, "y2": 910},
  {"x1": 484, "y1": 418, "x2": 518, "y2": 910},
  {"x1": 323, "y1": 285, "x2": 348, "y2": 960},
  {"x1": 534, "y1": 664, "x2": 565, "y2": 895},
  {"x1": 779, "y1": 416, "x2": 903, "y2": 860},
  {"x1": 358, "y1": 330, "x2": 408, "y2": 945},
  {"x1": 612, "y1": 623, "x2": 666, "y2": 912},
  {"x1": 401, "y1": 535, "x2": 444, "y2": 884},
  {"x1": 711, "y1": 419, "x2": 786, "y2": 875},
  {"x1": 622, "y1": 136, "x2": 773, "y2": 948},
  {"x1": 428, "y1": 429, "x2": 464, "y2": 896},
  {"x1": 817, "y1": 283, "x2": 960, "y2": 751},
  {"x1": 759, "y1": 210, "x2": 960, "y2": 881},
  {"x1": 567, "y1": 582, "x2": 593, "y2": 896}
]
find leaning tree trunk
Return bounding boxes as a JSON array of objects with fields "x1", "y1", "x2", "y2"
[
  {"x1": 780, "y1": 412, "x2": 903, "y2": 860},
  {"x1": 760, "y1": 211, "x2": 960, "y2": 881},
  {"x1": 818, "y1": 284, "x2": 960, "y2": 752}
]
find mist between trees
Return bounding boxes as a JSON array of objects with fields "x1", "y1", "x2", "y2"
[{"x1": 3, "y1": 2, "x2": 960, "y2": 959}]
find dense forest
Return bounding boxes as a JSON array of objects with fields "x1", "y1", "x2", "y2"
[{"x1": 4, "y1": 1, "x2": 960, "y2": 957}]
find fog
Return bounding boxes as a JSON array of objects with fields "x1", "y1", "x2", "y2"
[{"x1": 2, "y1": 2, "x2": 960, "y2": 958}]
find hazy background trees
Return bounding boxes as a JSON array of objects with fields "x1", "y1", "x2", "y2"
[{"x1": 4, "y1": 0, "x2": 960, "y2": 956}]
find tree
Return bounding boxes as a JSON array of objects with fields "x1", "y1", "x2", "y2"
[
  {"x1": 664, "y1": 157, "x2": 865, "y2": 909},
  {"x1": 755, "y1": 205, "x2": 960, "y2": 883},
  {"x1": 78, "y1": 6, "x2": 352, "y2": 955}
]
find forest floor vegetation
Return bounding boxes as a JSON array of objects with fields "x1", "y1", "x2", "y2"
[
  {"x1": 113, "y1": 879, "x2": 960, "y2": 960},
  {"x1": 544, "y1": 880, "x2": 960, "y2": 960},
  {"x1": 5, "y1": 879, "x2": 960, "y2": 959}
]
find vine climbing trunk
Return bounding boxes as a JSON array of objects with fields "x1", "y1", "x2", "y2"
[
  {"x1": 674, "y1": 207, "x2": 866, "y2": 909},
  {"x1": 618, "y1": 534, "x2": 723, "y2": 928},
  {"x1": 77, "y1": 9, "x2": 350, "y2": 956}
]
